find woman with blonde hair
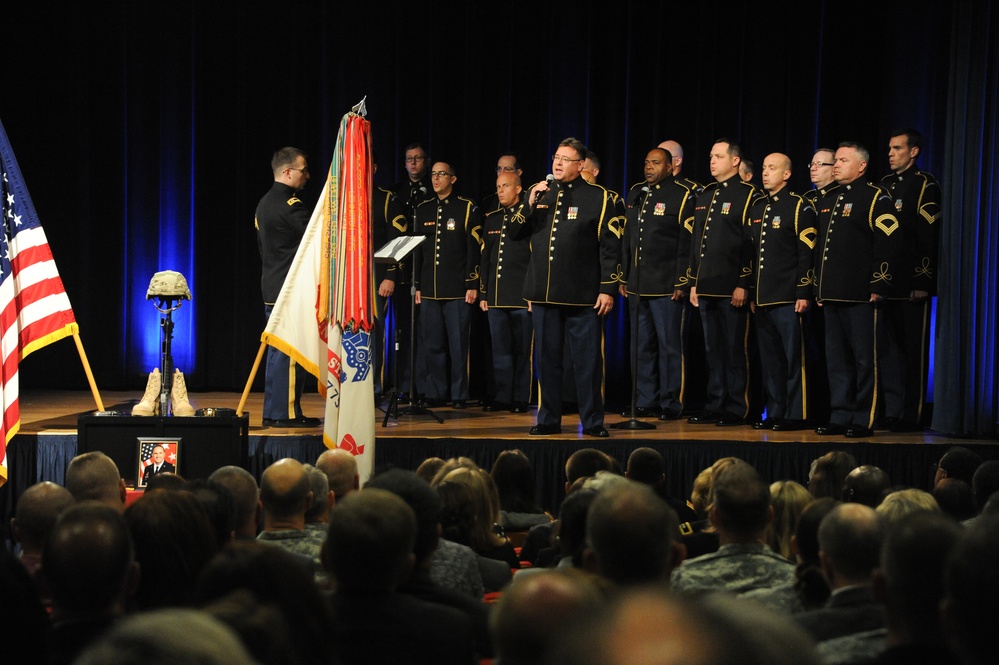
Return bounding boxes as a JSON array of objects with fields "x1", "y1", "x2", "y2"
[
  {"x1": 767, "y1": 480, "x2": 814, "y2": 560},
  {"x1": 439, "y1": 466, "x2": 519, "y2": 569}
]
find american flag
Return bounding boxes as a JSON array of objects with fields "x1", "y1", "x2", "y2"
[{"x1": 0, "y1": 119, "x2": 79, "y2": 487}]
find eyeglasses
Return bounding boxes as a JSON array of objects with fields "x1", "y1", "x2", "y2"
[
  {"x1": 808, "y1": 162, "x2": 834, "y2": 168},
  {"x1": 287, "y1": 166, "x2": 309, "y2": 173},
  {"x1": 430, "y1": 171, "x2": 453, "y2": 178},
  {"x1": 495, "y1": 166, "x2": 517, "y2": 173},
  {"x1": 552, "y1": 154, "x2": 582, "y2": 164},
  {"x1": 405, "y1": 156, "x2": 426, "y2": 163}
]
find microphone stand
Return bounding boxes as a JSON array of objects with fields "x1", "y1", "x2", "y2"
[{"x1": 613, "y1": 189, "x2": 656, "y2": 431}]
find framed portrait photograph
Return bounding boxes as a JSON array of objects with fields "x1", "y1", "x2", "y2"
[{"x1": 136, "y1": 438, "x2": 181, "y2": 488}]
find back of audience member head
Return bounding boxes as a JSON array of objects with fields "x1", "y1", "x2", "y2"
[
  {"x1": 767, "y1": 480, "x2": 813, "y2": 561},
  {"x1": 259, "y1": 458, "x2": 312, "y2": 524},
  {"x1": 971, "y1": 460, "x2": 999, "y2": 513},
  {"x1": 932, "y1": 478, "x2": 978, "y2": 522},
  {"x1": 792, "y1": 497, "x2": 838, "y2": 608},
  {"x1": 689, "y1": 456, "x2": 742, "y2": 521},
  {"x1": 817, "y1": 503, "x2": 884, "y2": 588},
  {"x1": 547, "y1": 588, "x2": 820, "y2": 665},
  {"x1": 302, "y1": 463, "x2": 333, "y2": 523},
  {"x1": 315, "y1": 447, "x2": 360, "y2": 500},
  {"x1": 842, "y1": 464, "x2": 891, "y2": 507},
  {"x1": 808, "y1": 451, "x2": 857, "y2": 500},
  {"x1": 365, "y1": 468, "x2": 443, "y2": 568},
  {"x1": 554, "y1": 488, "x2": 599, "y2": 567},
  {"x1": 74, "y1": 608, "x2": 256, "y2": 665},
  {"x1": 491, "y1": 449, "x2": 543, "y2": 515},
  {"x1": 12, "y1": 481, "x2": 74, "y2": 557},
  {"x1": 876, "y1": 487, "x2": 940, "y2": 525},
  {"x1": 43, "y1": 501, "x2": 137, "y2": 619},
  {"x1": 124, "y1": 490, "x2": 218, "y2": 611},
  {"x1": 208, "y1": 466, "x2": 261, "y2": 540},
  {"x1": 437, "y1": 479, "x2": 478, "y2": 548},
  {"x1": 182, "y1": 479, "x2": 238, "y2": 548},
  {"x1": 195, "y1": 542, "x2": 335, "y2": 665},
  {"x1": 429, "y1": 456, "x2": 479, "y2": 487},
  {"x1": 875, "y1": 510, "x2": 962, "y2": 646},
  {"x1": 144, "y1": 472, "x2": 185, "y2": 492},
  {"x1": 625, "y1": 447, "x2": 666, "y2": 488},
  {"x1": 565, "y1": 448, "x2": 616, "y2": 488},
  {"x1": 322, "y1": 488, "x2": 416, "y2": 592},
  {"x1": 415, "y1": 456, "x2": 446, "y2": 484},
  {"x1": 934, "y1": 446, "x2": 983, "y2": 487},
  {"x1": 943, "y1": 514, "x2": 999, "y2": 665},
  {"x1": 710, "y1": 461, "x2": 772, "y2": 542},
  {"x1": 584, "y1": 481, "x2": 683, "y2": 587},
  {"x1": 439, "y1": 466, "x2": 507, "y2": 554},
  {"x1": 64, "y1": 451, "x2": 126, "y2": 511},
  {"x1": 491, "y1": 569, "x2": 605, "y2": 665}
]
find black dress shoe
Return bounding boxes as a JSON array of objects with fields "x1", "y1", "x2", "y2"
[
  {"x1": 483, "y1": 401, "x2": 510, "y2": 412},
  {"x1": 889, "y1": 420, "x2": 922, "y2": 433},
  {"x1": 752, "y1": 418, "x2": 774, "y2": 430},
  {"x1": 451, "y1": 400, "x2": 468, "y2": 409},
  {"x1": 815, "y1": 423, "x2": 847, "y2": 435},
  {"x1": 621, "y1": 406, "x2": 659, "y2": 418},
  {"x1": 529, "y1": 424, "x2": 561, "y2": 435},
  {"x1": 772, "y1": 419, "x2": 808, "y2": 431},
  {"x1": 659, "y1": 408, "x2": 683, "y2": 421},
  {"x1": 687, "y1": 411, "x2": 720, "y2": 424},
  {"x1": 583, "y1": 426, "x2": 609, "y2": 437},
  {"x1": 715, "y1": 412, "x2": 745, "y2": 426},
  {"x1": 510, "y1": 402, "x2": 530, "y2": 413},
  {"x1": 262, "y1": 416, "x2": 322, "y2": 428},
  {"x1": 845, "y1": 426, "x2": 874, "y2": 438}
]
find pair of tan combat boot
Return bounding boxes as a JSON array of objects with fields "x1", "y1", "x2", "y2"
[{"x1": 132, "y1": 368, "x2": 195, "y2": 416}]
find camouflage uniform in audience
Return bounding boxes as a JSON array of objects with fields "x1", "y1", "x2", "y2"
[{"x1": 671, "y1": 542, "x2": 795, "y2": 595}]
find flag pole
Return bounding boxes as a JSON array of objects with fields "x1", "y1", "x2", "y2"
[
  {"x1": 71, "y1": 332, "x2": 105, "y2": 412},
  {"x1": 237, "y1": 342, "x2": 267, "y2": 416}
]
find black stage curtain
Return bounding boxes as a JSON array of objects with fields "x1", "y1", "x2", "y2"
[{"x1": 1, "y1": 1, "x2": 994, "y2": 434}]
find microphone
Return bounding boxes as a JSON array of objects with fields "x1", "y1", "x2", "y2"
[{"x1": 535, "y1": 174, "x2": 556, "y2": 208}]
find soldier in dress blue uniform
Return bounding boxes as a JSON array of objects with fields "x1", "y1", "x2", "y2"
[
  {"x1": 479, "y1": 153, "x2": 524, "y2": 215},
  {"x1": 413, "y1": 161, "x2": 482, "y2": 408},
  {"x1": 814, "y1": 142, "x2": 902, "y2": 439},
  {"x1": 619, "y1": 147, "x2": 695, "y2": 420},
  {"x1": 748, "y1": 153, "x2": 817, "y2": 431},
  {"x1": 255, "y1": 147, "x2": 321, "y2": 428},
  {"x1": 479, "y1": 172, "x2": 532, "y2": 413},
  {"x1": 514, "y1": 138, "x2": 623, "y2": 437},
  {"x1": 658, "y1": 140, "x2": 700, "y2": 191},
  {"x1": 686, "y1": 139, "x2": 761, "y2": 426},
  {"x1": 878, "y1": 129, "x2": 941, "y2": 432},
  {"x1": 372, "y1": 156, "x2": 408, "y2": 400}
]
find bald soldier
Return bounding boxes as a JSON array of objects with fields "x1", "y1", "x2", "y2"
[
  {"x1": 479, "y1": 172, "x2": 533, "y2": 413},
  {"x1": 659, "y1": 139, "x2": 700, "y2": 192},
  {"x1": 748, "y1": 154, "x2": 817, "y2": 431}
]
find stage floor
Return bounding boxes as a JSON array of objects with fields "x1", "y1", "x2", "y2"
[{"x1": 16, "y1": 389, "x2": 979, "y2": 446}]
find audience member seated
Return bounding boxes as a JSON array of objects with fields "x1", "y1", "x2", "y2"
[
  {"x1": 43, "y1": 502, "x2": 139, "y2": 665},
  {"x1": 808, "y1": 451, "x2": 858, "y2": 500},
  {"x1": 195, "y1": 542, "x2": 336, "y2": 665},
  {"x1": 794, "y1": 503, "x2": 885, "y2": 644},
  {"x1": 672, "y1": 461, "x2": 794, "y2": 596},
  {"x1": 543, "y1": 487, "x2": 599, "y2": 569},
  {"x1": 548, "y1": 589, "x2": 821, "y2": 665},
  {"x1": 745, "y1": 496, "x2": 838, "y2": 613},
  {"x1": 0, "y1": 546, "x2": 50, "y2": 663},
  {"x1": 933, "y1": 446, "x2": 983, "y2": 488},
  {"x1": 491, "y1": 569, "x2": 606, "y2": 665},
  {"x1": 124, "y1": 490, "x2": 218, "y2": 611},
  {"x1": 302, "y1": 463, "x2": 334, "y2": 533},
  {"x1": 438, "y1": 478, "x2": 512, "y2": 591},
  {"x1": 144, "y1": 471, "x2": 186, "y2": 492},
  {"x1": 440, "y1": 466, "x2": 520, "y2": 569},
  {"x1": 74, "y1": 608, "x2": 256, "y2": 665},
  {"x1": 932, "y1": 478, "x2": 977, "y2": 522},
  {"x1": 967, "y1": 460, "x2": 999, "y2": 526},
  {"x1": 415, "y1": 456, "x2": 446, "y2": 484},
  {"x1": 199, "y1": 589, "x2": 293, "y2": 665},
  {"x1": 875, "y1": 488, "x2": 939, "y2": 525},
  {"x1": 183, "y1": 479, "x2": 238, "y2": 549},
  {"x1": 682, "y1": 457, "x2": 742, "y2": 559},
  {"x1": 867, "y1": 511, "x2": 962, "y2": 665},
  {"x1": 767, "y1": 480, "x2": 814, "y2": 561},
  {"x1": 322, "y1": 488, "x2": 475, "y2": 665},
  {"x1": 315, "y1": 447, "x2": 360, "y2": 501},
  {"x1": 10, "y1": 480, "x2": 74, "y2": 577},
  {"x1": 842, "y1": 465, "x2": 891, "y2": 507},
  {"x1": 256, "y1": 458, "x2": 324, "y2": 580},
  {"x1": 625, "y1": 447, "x2": 698, "y2": 523},
  {"x1": 208, "y1": 465, "x2": 262, "y2": 540},
  {"x1": 583, "y1": 481, "x2": 684, "y2": 589},
  {"x1": 942, "y1": 514, "x2": 999, "y2": 665},
  {"x1": 64, "y1": 451, "x2": 126, "y2": 512},
  {"x1": 491, "y1": 449, "x2": 552, "y2": 531},
  {"x1": 366, "y1": 468, "x2": 493, "y2": 659}
]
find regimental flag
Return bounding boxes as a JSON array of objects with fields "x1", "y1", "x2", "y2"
[
  {"x1": 263, "y1": 109, "x2": 375, "y2": 481},
  {"x1": 0, "y1": 119, "x2": 79, "y2": 487}
]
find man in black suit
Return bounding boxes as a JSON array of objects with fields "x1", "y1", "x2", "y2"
[{"x1": 141, "y1": 445, "x2": 175, "y2": 485}]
